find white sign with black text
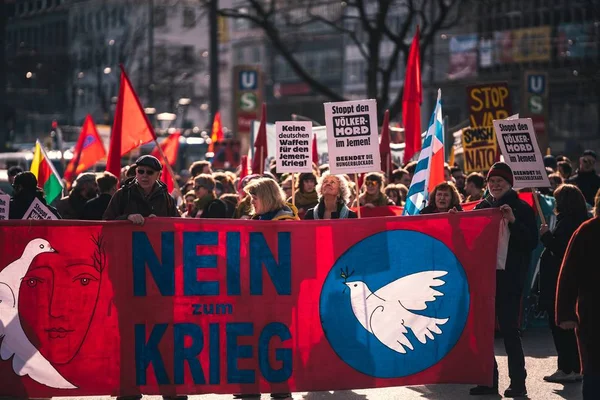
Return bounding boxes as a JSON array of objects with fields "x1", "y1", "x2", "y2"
[
  {"x1": 0, "y1": 194, "x2": 9, "y2": 220},
  {"x1": 22, "y1": 197, "x2": 58, "y2": 220},
  {"x1": 324, "y1": 99, "x2": 380, "y2": 174},
  {"x1": 493, "y1": 117, "x2": 550, "y2": 189},
  {"x1": 275, "y1": 121, "x2": 313, "y2": 173}
]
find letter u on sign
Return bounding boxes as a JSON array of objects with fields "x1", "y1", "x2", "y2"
[
  {"x1": 528, "y1": 75, "x2": 545, "y2": 95},
  {"x1": 239, "y1": 71, "x2": 257, "y2": 90}
]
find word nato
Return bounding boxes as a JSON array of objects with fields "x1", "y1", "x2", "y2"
[{"x1": 133, "y1": 231, "x2": 293, "y2": 386}]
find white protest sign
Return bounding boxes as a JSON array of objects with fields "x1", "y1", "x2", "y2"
[
  {"x1": 22, "y1": 197, "x2": 58, "y2": 220},
  {"x1": 275, "y1": 121, "x2": 313, "y2": 173},
  {"x1": 493, "y1": 117, "x2": 550, "y2": 189},
  {"x1": 0, "y1": 194, "x2": 9, "y2": 220},
  {"x1": 324, "y1": 99, "x2": 380, "y2": 174}
]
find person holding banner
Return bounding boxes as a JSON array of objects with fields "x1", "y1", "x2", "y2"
[
  {"x1": 471, "y1": 162, "x2": 538, "y2": 398},
  {"x1": 304, "y1": 173, "x2": 357, "y2": 220},
  {"x1": 357, "y1": 173, "x2": 395, "y2": 208},
  {"x1": 419, "y1": 182, "x2": 463, "y2": 214},
  {"x1": 556, "y1": 189, "x2": 600, "y2": 400},
  {"x1": 539, "y1": 184, "x2": 588, "y2": 383},
  {"x1": 9, "y1": 172, "x2": 61, "y2": 219},
  {"x1": 245, "y1": 177, "x2": 299, "y2": 221},
  {"x1": 103, "y1": 155, "x2": 179, "y2": 223}
]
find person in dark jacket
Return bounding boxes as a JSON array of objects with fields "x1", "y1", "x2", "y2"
[
  {"x1": 539, "y1": 184, "x2": 588, "y2": 383},
  {"x1": 556, "y1": 188, "x2": 600, "y2": 400},
  {"x1": 567, "y1": 149, "x2": 600, "y2": 206},
  {"x1": 54, "y1": 172, "x2": 98, "y2": 219},
  {"x1": 9, "y1": 172, "x2": 61, "y2": 219},
  {"x1": 189, "y1": 174, "x2": 227, "y2": 218},
  {"x1": 470, "y1": 162, "x2": 538, "y2": 398},
  {"x1": 420, "y1": 182, "x2": 463, "y2": 214},
  {"x1": 304, "y1": 173, "x2": 357, "y2": 219},
  {"x1": 81, "y1": 172, "x2": 118, "y2": 220},
  {"x1": 103, "y1": 155, "x2": 179, "y2": 223}
]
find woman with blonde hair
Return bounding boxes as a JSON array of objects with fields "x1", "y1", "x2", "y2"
[
  {"x1": 420, "y1": 182, "x2": 463, "y2": 214},
  {"x1": 304, "y1": 173, "x2": 357, "y2": 219},
  {"x1": 358, "y1": 172, "x2": 395, "y2": 208},
  {"x1": 244, "y1": 177, "x2": 299, "y2": 220}
]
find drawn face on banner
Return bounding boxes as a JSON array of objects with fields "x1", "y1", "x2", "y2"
[{"x1": 19, "y1": 236, "x2": 105, "y2": 365}]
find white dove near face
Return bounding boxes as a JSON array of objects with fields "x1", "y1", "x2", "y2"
[
  {"x1": 345, "y1": 270, "x2": 449, "y2": 354},
  {"x1": 0, "y1": 238, "x2": 77, "y2": 389}
]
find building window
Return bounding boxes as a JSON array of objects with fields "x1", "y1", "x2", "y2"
[
  {"x1": 155, "y1": 6, "x2": 167, "y2": 27},
  {"x1": 36, "y1": 0, "x2": 43, "y2": 10},
  {"x1": 183, "y1": 8, "x2": 196, "y2": 28},
  {"x1": 182, "y1": 46, "x2": 195, "y2": 65}
]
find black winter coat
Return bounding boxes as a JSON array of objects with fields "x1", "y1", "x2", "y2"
[
  {"x1": 9, "y1": 191, "x2": 61, "y2": 219},
  {"x1": 81, "y1": 193, "x2": 113, "y2": 220},
  {"x1": 475, "y1": 190, "x2": 538, "y2": 296},
  {"x1": 538, "y1": 212, "x2": 588, "y2": 311}
]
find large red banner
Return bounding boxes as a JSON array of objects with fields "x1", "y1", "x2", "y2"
[{"x1": 0, "y1": 211, "x2": 501, "y2": 397}]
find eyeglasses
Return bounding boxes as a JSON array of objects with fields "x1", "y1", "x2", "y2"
[
  {"x1": 136, "y1": 168, "x2": 156, "y2": 175},
  {"x1": 194, "y1": 185, "x2": 205, "y2": 191},
  {"x1": 365, "y1": 180, "x2": 379, "y2": 187}
]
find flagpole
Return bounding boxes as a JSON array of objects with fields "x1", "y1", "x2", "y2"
[
  {"x1": 354, "y1": 174, "x2": 361, "y2": 219},
  {"x1": 259, "y1": 147, "x2": 264, "y2": 175},
  {"x1": 153, "y1": 139, "x2": 181, "y2": 193},
  {"x1": 532, "y1": 188, "x2": 546, "y2": 225},
  {"x1": 291, "y1": 173, "x2": 296, "y2": 208}
]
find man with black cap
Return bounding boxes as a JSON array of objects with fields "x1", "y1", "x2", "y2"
[
  {"x1": 103, "y1": 155, "x2": 179, "y2": 223},
  {"x1": 567, "y1": 149, "x2": 600, "y2": 206},
  {"x1": 470, "y1": 162, "x2": 538, "y2": 398}
]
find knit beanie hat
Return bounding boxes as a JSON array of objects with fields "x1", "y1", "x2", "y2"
[{"x1": 487, "y1": 162, "x2": 513, "y2": 186}]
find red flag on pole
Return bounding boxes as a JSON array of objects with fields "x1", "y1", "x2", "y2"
[
  {"x1": 402, "y1": 26, "x2": 422, "y2": 165},
  {"x1": 106, "y1": 65, "x2": 157, "y2": 178},
  {"x1": 379, "y1": 110, "x2": 392, "y2": 176},
  {"x1": 208, "y1": 111, "x2": 223, "y2": 153},
  {"x1": 151, "y1": 132, "x2": 181, "y2": 193},
  {"x1": 312, "y1": 133, "x2": 319, "y2": 165},
  {"x1": 64, "y1": 114, "x2": 106, "y2": 186},
  {"x1": 251, "y1": 103, "x2": 267, "y2": 174}
]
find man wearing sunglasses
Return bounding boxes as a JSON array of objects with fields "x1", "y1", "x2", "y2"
[{"x1": 103, "y1": 155, "x2": 179, "y2": 223}]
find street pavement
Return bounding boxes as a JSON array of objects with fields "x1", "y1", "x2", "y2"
[{"x1": 54, "y1": 327, "x2": 582, "y2": 400}]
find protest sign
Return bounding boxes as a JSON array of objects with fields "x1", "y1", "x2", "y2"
[
  {"x1": 0, "y1": 211, "x2": 501, "y2": 397},
  {"x1": 22, "y1": 198, "x2": 58, "y2": 220},
  {"x1": 324, "y1": 99, "x2": 380, "y2": 174},
  {"x1": 0, "y1": 194, "x2": 9, "y2": 220},
  {"x1": 463, "y1": 83, "x2": 513, "y2": 173},
  {"x1": 493, "y1": 117, "x2": 550, "y2": 189},
  {"x1": 275, "y1": 121, "x2": 313, "y2": 173}
]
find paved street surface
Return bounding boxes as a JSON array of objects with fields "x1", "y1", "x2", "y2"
[{"x1": 54, "y1": 327, "x2": 582, "y2": 400}]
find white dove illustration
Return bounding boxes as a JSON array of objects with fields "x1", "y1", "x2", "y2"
[
  {"x1": 0, "y1": 238, "x2": 77, "y2": 389},
  {"x1": 345, "y1": 270, "x2": 449, "y2": 354}
]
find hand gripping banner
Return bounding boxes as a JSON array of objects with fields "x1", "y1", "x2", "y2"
[{"x1": 0, "y1": 210, "x2": 501, "y2": 397}]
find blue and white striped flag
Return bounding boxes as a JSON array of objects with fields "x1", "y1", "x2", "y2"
[{"x1": 403, "y1": 89, "x2": 445, "y2": 215}]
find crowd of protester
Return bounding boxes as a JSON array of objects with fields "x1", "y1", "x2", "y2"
[{"x1": 5, "y1": 147, "x2": 600, "y2": 400}]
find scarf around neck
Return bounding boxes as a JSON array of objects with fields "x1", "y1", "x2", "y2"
[
  {"x1": 294, "y1": 190, "x2": 319, "y2": 208},
  {"x1": 313, "y1": 199, "x2": 350, "y2": 219}
]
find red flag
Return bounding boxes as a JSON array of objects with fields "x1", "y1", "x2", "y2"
[
  {"x1": 402, "y1": 26, "x2": 422, "y2": 164},
  {"x1": 251, "y1": 103, "x2": 267, "y2": 174},
  {"x1": 379, "y1": 110, "x2": 392, "y2": 176},
  {"x1": 64, "y1": 115, "x2": 106, "y2": 185},
  {"x1": 208, "y1": 111, "x2": 223, "y2": 153},
  {"x1": 106, "y1": 65, "x2": 157, "y2": 178},
  {"x1": 312, "y1": 133, "x2": 319, "y2": 165},
  {"x1": 151, "y1": 132, "x2": 181, "y2": 193},
  {"x1": 240, "y1": 155, "x2": 249, "y2": 182}
]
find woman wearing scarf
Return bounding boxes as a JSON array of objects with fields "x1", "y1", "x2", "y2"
[
  {"x1": 190, "y1": 174, "x2": 226, "y2": 218},
  {"x1": 290, "y1": 172, "x2": 319, "y2": 214},
  {"x1": 245, "y1": 177, "x2": 299, "y2": 221},
  {"x1": 304, "y1": 173, "x2": 357, "y2": 219},
  {"x1": 357, "y1": 172, "x2": 395, "y2": 208}
]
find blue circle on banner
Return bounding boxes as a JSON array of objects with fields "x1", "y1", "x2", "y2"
[{"x1": 319, "y1": 230, "x2": 469, "y2": 378}]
